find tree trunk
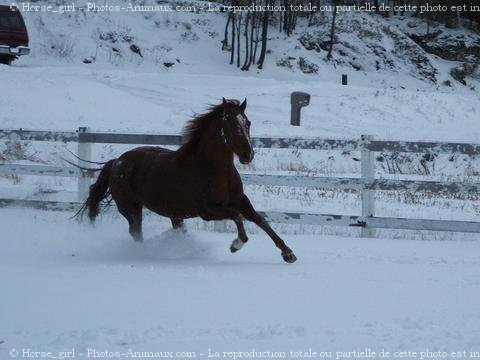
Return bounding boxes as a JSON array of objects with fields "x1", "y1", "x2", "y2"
[
  {"x1": 230, "y1": 13, "x2": 235, "y2": 64},
  {"x1": 236, "y1": 12, "x2": 242, "y2": 68},
  {"x1": 257, "y1": 1, "x2": 270, "y2": 69},
  {"x1": 283, "y1": 0, "x2": 289, "y2": 34},
  {"x1": 223, "y1": 12, "x2": 232, "y2": 51},
  {"x1": 242, "y1": 11, "x2": 250, "y2": 70},
  {"x1": 327, "y1": 1, "x2": 337, "y2": 60},
  {"x1": 247, "y1": 9, "x2": 256, "y2": 70},
  {"x1": 253, "y1": 16, "x2": 260, "y2": 64}
]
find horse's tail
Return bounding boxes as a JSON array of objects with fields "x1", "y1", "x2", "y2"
[{"x1": 77, "y1": 159, "x2": 115, "y2": 222}]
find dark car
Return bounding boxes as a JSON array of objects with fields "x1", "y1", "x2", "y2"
[{"x1": 0, "y1": 5, "x2": 30, "y2": 64}]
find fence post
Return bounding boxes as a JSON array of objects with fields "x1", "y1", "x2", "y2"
[
  {"x1": 77, "y1": 127, "x2": 92, "y2": 202},
  {"x1": 361, "y1": 134, "x2": 375, "y2": 237}
]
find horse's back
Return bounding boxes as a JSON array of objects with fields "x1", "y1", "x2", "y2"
[
  {"x1": 109, "y1": 146, "x2": 173, "y2": 195},
  {"x1": 130, "y1": 146, "x2": 174, "y2": 154}
]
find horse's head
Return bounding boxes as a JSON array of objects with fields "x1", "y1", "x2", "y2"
[{"x1": 221, "y1": 98, "x2": 255, "y2": 164}]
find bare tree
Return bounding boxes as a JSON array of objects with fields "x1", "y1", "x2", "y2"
[
  {"x1": 236, "y1": 12, "x2": 242, "y2": 67},
  {"x1": 257, "y1": 0, "x2": 270, "y2": 69},
  {"x1": 247, "y1": 8, "x2": 256, "y2": 69},
  {"x1": 230, "y1": 12, "x2": 236, "y2": 64},
  {"x1": 222, "y1": 12, "x2": 232, "y2": 51},
  {"x1": 252, "y1": 11, "x2": 260, "y2": 64},
  {"x1": 327, "y1": 0, "x2": 338, "y2": 60},
  {"x1": 241, "y1": 10, "x2": 251, "y2": 70}
]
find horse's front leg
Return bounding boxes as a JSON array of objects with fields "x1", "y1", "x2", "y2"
[
  {"x1": 236, "y1": 194, "x2": 297, "y2": 263},
  {"x1": 199, "y1": 204, "x2": 249, "y2": 253},
  {"x1": 229, "y1": 215, "x2": 248, "y2": 253}
]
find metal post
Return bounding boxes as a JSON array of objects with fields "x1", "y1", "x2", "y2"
[
  {"x1": 290, "y1": 92, "x2": 311, "y2": 126},
  {"x1": 361, "y1": 134, "x2": 375, "y2": 237},
  {"x1": 291, "y1": 105, "x2": 302, "y2": 127},
  {"x1": 77, "y1": 127, "x2": 92, "y2": 202}
]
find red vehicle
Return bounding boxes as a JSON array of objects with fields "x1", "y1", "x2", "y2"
[{"x1": 0, "y1": 5, "x2": 30, "y2": 64}]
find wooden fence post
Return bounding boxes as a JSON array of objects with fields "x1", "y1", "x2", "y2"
[
  {"x1": 77, "y1": 127, "x2": 92, "y2": 202},
  {"x1": 361, "y1": 134, "x2": 375, "y2": 237}
]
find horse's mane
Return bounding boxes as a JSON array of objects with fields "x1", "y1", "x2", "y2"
[{"x1": 179, "y1": 100, "x2": 240, "y2": 154}]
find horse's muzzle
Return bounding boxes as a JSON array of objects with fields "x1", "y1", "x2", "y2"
[{"x1": 239, "y1": 150, "x2": 255, "y2": 164}]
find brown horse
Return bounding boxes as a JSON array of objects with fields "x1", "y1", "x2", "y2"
[{"x1": 82, "y1": 98, "x2": 297, "y2": 263}]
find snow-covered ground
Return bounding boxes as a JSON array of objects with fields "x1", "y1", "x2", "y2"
[{"x1": 2, "y1": 208, "x2": 480, "y2": 358}]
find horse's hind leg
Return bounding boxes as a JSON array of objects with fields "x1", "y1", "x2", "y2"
[
  {"x1": 171, "y1": 218, "x2": 187, "y2": 232},
  {"x1": 116, "y1": 201, "x2": 144, "y2": 242}
]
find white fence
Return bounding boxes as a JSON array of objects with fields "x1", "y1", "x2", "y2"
[{"x1": 1, "y1": 127, "x2": 480, "y2": 235}]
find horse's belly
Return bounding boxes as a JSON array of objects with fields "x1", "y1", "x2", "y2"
[
  {"x1": 149, "y1": 208, "x2": 199, "y2": 219},
  {"x1": 142, "y1": 182, "x2": 200, "y2": 219},
  {"x1": 144, "y1": 200, "x2": 199, "y2": 219}
]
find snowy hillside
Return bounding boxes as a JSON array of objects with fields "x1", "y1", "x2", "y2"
[
  {"x1": 13, "y1": 0, "x2": 480, "y2": 84},
  {"x1": 2, "y1": 0, "x2": 478, "y2": 136}
]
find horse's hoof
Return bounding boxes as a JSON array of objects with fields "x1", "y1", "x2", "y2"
[
  {"x1": 282, "y1": 252, "x2": 297, "y2": 263},
  {"x1": 230, "y1": 238, "x2": 244, "y2": 253}
]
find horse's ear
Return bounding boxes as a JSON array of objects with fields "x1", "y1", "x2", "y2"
[
  {"x1": 222, "y1": 97, "x2": 227, "y2": 107},
  {"x1": 240, "y1": 98, "x2": 247, "y2": 111}
]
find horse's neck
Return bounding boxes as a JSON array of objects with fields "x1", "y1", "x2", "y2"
[{"x1": 195, "y1": 119, "x2": 234, "y2": 171}]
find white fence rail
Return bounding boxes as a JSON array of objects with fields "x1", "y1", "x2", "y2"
[{"x1": 1, "y1": 128, "x2": 480, "y2": 235}]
